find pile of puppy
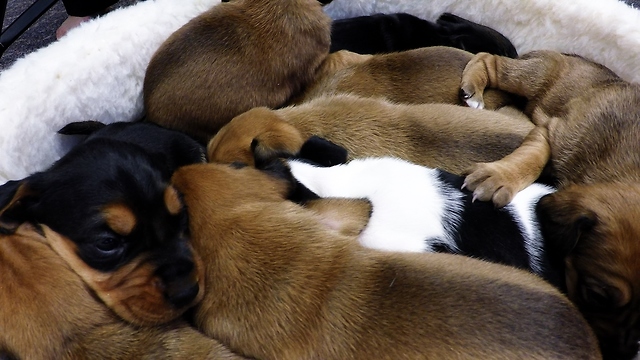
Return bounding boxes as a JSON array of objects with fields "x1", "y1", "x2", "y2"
[{"x1": 1, "y1": 0, "x2": 639, "y2": 359}]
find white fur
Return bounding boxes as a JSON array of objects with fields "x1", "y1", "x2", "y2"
[
  {"x1": 505, "y1": 183, "x2": 555, "y2": 274},
  {"x1": 289, "y1": 157, "x2": 462, "y2": 252},
  {"x1": 0, "y1": 0, "x2": 219, "y2": 183},
  {"x1": 289, "y1": 157, "x2": 555, "y2": 275},
  {"x1": 324, "y1": 0, "x2": 640, "y2": 85}
]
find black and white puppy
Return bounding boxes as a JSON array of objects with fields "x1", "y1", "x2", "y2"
[
  {"x1": 288, "y1": 156, "x2": 562, "y2": 288},
  {"x1": 330, "y1": 12, "x2": 518, "y2": 57}
]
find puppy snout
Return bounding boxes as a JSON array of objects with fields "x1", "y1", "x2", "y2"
[
  {"x1": 600, "y1": 330, "x2": 640, "y2": 360},
  {"x1": 156, "y1": 257, "x2": 200, "y2": 308}
]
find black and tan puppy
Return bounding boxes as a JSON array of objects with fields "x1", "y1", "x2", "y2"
[
  {"x1": 207, "y1": 94, "x2": 533, "y2": 175},
  {"x1": 0, "y1": 223, "x2": 246, "y2": 359},
  {"x1": 290, "y1": 46, "x2": 523, "y2": 107},
  {"x1": 459, "y1": 50, "x2": 640, "y2": 359},
  {"x1": 330, "y1": 12, "x2": 518, "y2": 57},
  {"x1": 167, "y1": 161, "x2": 601, "y2": 360},
  {"x1": 144, "y1": 0, "x2": 333, "y2": 142},
  {"x1": 0, "y1": 121, "x2": 206, "y2": 326}
]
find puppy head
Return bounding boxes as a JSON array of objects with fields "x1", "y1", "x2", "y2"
[
  {"x1": 0, "y1": 141, "x2": 203, "y2": 325},
  {"x1": 207, "y1": 107, "x2": 305, "y2": 166},
  {"x1": 537, "y1": 183, "x2": 640, "y2": 359}
]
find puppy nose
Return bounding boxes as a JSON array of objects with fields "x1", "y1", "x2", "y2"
[
  {"x1": 156, "y1": 257, "x2": 200, "y2": 308},
  {"x1": 167, "y1": 282, "x2": 200, "y2": 308}
]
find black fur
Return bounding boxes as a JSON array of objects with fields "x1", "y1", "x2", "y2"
[
  {"x1": 330, "y1": 12, "x2": 518, "y2": 58},
  {"x1": 0, "y1": 121, "x2": 206, "y2": 307}
]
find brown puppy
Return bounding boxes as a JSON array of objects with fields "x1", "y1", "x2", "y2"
[
  {"x1": 0, "y1": 223, "x2": 246, "y2": 360},
  {"x1": 143, "y1": 0, "x2": 333, "y2": 142},
  {"x1": 459, "y1": 50, "x2": 640, "y2": 359},
  {"x1": 207, "y1": 94, "x2": 534, "y2": 175},
  {"x1": 169, "y1": 161, "x2": 601, "y2": 360},
  {"x1": 290, "y1": 46, "x2": 520, "y2": 109}
]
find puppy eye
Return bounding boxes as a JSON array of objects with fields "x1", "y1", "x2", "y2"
[
  {"x1": 581, "y1": 284, "x2": 613, "y2": 309},
  {"x1": 95, "y1": 236, "x2": 123, "y2": 256}
]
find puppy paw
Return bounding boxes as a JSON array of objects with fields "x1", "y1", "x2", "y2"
[
  {"x1": 460, "y1": 53, "x2": 497, "y2": 110},
  {"x1": 463, "y1": 162, "x2": 519, "y2": 208}
]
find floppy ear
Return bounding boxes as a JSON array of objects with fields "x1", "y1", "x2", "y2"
[
  {"x1": 297, "y1": 135, "x2": 348, "y2": 167},
  {"x1": 57, "y1": 120, "x2": 106, "y2": 135},
  {"x1": 0, "y1": 180, "x2": 39, "y2": 234},
  {"x1": 536, "y1": 190, "x2": 597, "y2": 262}
]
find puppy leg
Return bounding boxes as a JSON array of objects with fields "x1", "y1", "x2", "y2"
[
  {"x1": 459, "y1": 52, "x2": 559, "y2": 109},
  {"x1": 464, "y1": 110, "x2": 554, "y2": 207}
]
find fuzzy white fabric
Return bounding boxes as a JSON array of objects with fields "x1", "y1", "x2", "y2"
[
  {"x1": 324, "y1": 0, "x2": 640, "y2": 85},
  {"x1": 1, "y1": 0, "x2": 639, "y2": 184},
  {"x1": 0, "y1": 0, "x2": 219, "y2": 183}
]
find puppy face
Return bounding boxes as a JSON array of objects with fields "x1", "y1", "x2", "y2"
[
  {"x1": 207, "y1": 107, "x2": 305, "y2": 166},
  {"x1": 537, "y1": 183, "x2": 640, "y2": 359},
  {"x1": 0, "y1": 141, "x2": 203, "y2": 325}
]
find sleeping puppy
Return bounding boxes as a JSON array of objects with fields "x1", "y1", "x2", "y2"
[
  {"x1": 0, "y1": 223, "x2": 246, "y2": 359},
  {"x1": 330, "y1": 12, "x2": 518, "y2": 57},
  {"x1": 0, "y1": 121, "x2": 206, "y2": 326},
  {"x1": 207, "y1": 94, "x2": 534, "y2": 175},
  {"x1": 290, "y1": 46, "x2": 522, "y2": 108},
  {"x1": 286, "y1": 156, "x2": 561, "y2": 288},
  {"x1": 168, "y1": 161, "x2": 601, "y2": 360},
  {"x1": 459, "y1": 50, "x2": 640, "y2": 359},
  {"x1": 143, "y1": 0, "x2": 333, "y2": 142}
]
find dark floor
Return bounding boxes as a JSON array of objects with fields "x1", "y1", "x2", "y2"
[
  {"x1": 0, "y1": 0, "x2": 137, "y2": 70},
  {"x1": 1, "y1": 0, "x2": 639, "y2": 71}
]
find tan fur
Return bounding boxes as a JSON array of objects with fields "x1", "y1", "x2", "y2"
[
  {"x1": 291, "y1": 47, "x2": 519, "y2": 109},
  {"x1": 102, "y1": 203, "x2": 137, "y2": 236},
  {"x1": 459, "y1": 50, "x2": 640, "y2": 358},
  {"x1": 0, "y1": 223, "x2": 246, "y2": 359},
  {"x1": 143, "y1": 0, "x2": 332, "y2": 142},
  {"x1": 170, "y1": 162, "x2": 601, "y2": 360},
  {"x1": 304, "y1": 198, "x2": 372, "y2": 238},
  {"x1": 207, "y1": 94, "x2": 534, "y2": 175}
]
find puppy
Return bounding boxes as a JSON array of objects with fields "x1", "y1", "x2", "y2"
[
  {"x1": 0, "y1": 121, "x2": 206, "y2": 326},
  {"x1": 143, "y1": 0, "x2": 333, "y2": 142},
  {"x1": 459, "y1": 50, "x2": 640, "y2": 359},
  {"x1": 207, "y1": 94, "x2": 534, "y2": 175},
  {"x1": 286, "y1": 156, "x2": 561, "y2": 287},
  {"x1": 169, "y1": 161, "x2": 601, "y2": 360},
  {"x1": 290, "y1": 46, "x2": 523, "y2": 107},
  {"x1": 0, "y1": 223, "x2": 247, "y2": 360},
  {"x1": 330, "y1": 12, "x2": 518, "y2": 57}
]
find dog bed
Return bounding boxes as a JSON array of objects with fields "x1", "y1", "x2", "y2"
[{"x1": 0, "y1": 0, "x2": 638, "y2": 184}]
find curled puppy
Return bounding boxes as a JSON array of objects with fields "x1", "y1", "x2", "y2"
[
  {"x1": 459, "y1": 50, "x2": 640, "y2": 359},
  {"x1": 169, "y1": 161, "x2": 601, "y2": 360},
  {"x1": 330, "y1": 12, "x2": 518, "y2": 57},
  {"x1": 287, "y1": 156, "x2": 561, "y2": 287},
  {"x1": 0, "y1": 122, "x2": 206, "y2": 326},
  {"x1": 290, "y1": 46, "x2": 521, "y2": 107},
  {"x1": 0, "y1": 223, "x2": 246, "y2": 359},
  {"x1": 207, "y1": 94, "x2": 533, "y2": 175},
  {"x1": 144, "y1": 0, "x2": 333, "y2": 142}
]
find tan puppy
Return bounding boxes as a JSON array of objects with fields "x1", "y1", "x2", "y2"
[
  {"x1": 169, "y1": 161, "x2": 601, "y2": 360},
  {"x1": 459, "y1": 50, "x2": 640, "y2": 359},
  {"x1": 207, "y1": 94, "x2": 534, "y2": 175},
  {"x1": 290, "y1": 46, "x2": 520, "y2": 109},
  {"x1": 0, "y1": 223, "x2": 246, "y2": 360},
  {"x1": 143, "y1": 0, "x2": 333, "y2": 142}
]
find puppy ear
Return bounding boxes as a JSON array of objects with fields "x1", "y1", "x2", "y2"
[
  {"x1": 0, "y1": 181, "x2": 38, "y2": 233},
  {"x1": 536, "y1": 191, "x2": 597, "y2": 262},
  {"x1": 256, "y1": 158, "x2": 319, "y2": 204},
  {"x1": 297, "y1": 135, "x2": 348, "y2": 167},
  {"x1": 57, "y1": 120, "x2": 107, "y2": 135}
]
